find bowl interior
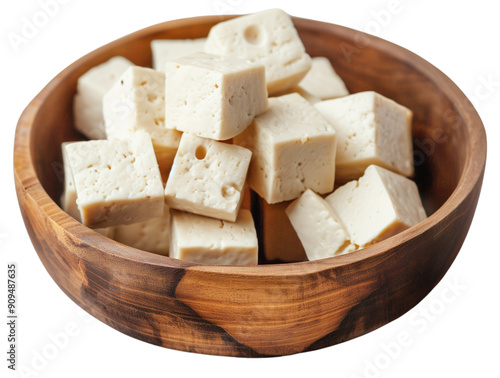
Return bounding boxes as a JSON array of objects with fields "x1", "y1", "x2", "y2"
[{"x1": 30, "y1": 16, "x2": 470, "y2": 263}]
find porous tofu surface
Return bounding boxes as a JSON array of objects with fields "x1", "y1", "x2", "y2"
[
  {"x1": 286, "y1": 189, "x2": 353, "y2": 261},
  {"x1": 103, "y1": 66, "x2": 181, "y2": 173},
  {"x1": 325, "y1": 165, "x2": 427, "y2": 247},
  {"x1": 60, "y1": 142, "x2": 114, "y2": 237},
  {"x1": 164, "y1": 52, "x2": 268, "y2": 140},
  {"x1": 298, "y1": 57, "x2": 349, "y2": 100},
  {"x1": 234, "y1": 92, "x2": 337, "y2": 204},
  {"x1": 64, "y1": 132, "x2": 164, "y2": 228},
  {"x1": 204, "y1": 9, "x2": 312, "y2": 95},
  {"x1": 165, "y1": 133, "x2": 252, "y2": 222},
  {"x1": 170, "y1": 209, "x2": 258, "y2": 266},
  {"x1": 314, "y1": 91, "x2": 413, "y2": 182},
  {"x1": 73, "y1": 56, "x2": 133, "y2": 139}
]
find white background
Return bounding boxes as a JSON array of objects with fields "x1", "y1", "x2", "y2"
[{"x1": 1, "y1": 0, "x2": 498, "y2": 377}]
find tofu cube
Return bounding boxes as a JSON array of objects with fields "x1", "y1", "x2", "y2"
[
  {"x1": 103, "y1": 66, "x2": 182, "y2": 176},
  {"x1": 73, "y1": 56, "x2": 133, "y2": 140},
  {"x1": 325, "y1": 165, "x2": 427, "y2": 247},
  {"x1": 151, "y1": 38, "x2": 206, "y2": 72},
  {"x1": 297, "y1": 57, "x2": 349, "y2": 100},
  {"x1": 112, "y1": 206, "x2": 171, "y2": 256},
  {"x1": 234, "y1": 93, "x2": 337, "y2": 204},
  {"x1": 60, "y1": 142, "x2": 114, "y2": 237},
  {"x1": 164, "y1": 52, "x2": 268, "y2": 141},
  {"x1": 205, "y1": 9, "x2": 312, "y2": 95},
  {"x1": 290, "y1": 87, "x2": 322, "y2": 104},
  {"x1": 286, "y1": 189, "x2": 355, "y2": 261},
  {"x1": 170, "y1": 209, "x2": 258, "y2": 266},
  {"x1": 64, "y1": 131, "x2": 164, "y2": 229},
  {"x1": 314, "y1": 91, "x2": 414, "y2": 183},
  {"x1": 271, "y1": 86, "x2": 321, "y2": 105},
  {"x1": 165, "y1": 133, "x2": 252, "y2": 222},
  {"x1": 60, "y1": 142, "x2": 80, "y2": 221}
]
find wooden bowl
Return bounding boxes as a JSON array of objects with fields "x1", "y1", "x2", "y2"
[{"x1": 14, "y1": 15, "x2": 486, "y2": 357}]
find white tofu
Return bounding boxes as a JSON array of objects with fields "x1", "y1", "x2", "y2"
[
  {"x1": 73, "y1": 56, "x2": 133, "y2": 139},
  {"x1": 164, "y1": 52, "x2": 268, "y2": 141},
  {"x1": 150, "y1": 38, "x2": 206, "y2": 72},
  {"x1": 234, "y1": 93, "x2": 337, "y2": 204},
  {"x1": 165, "y1": 133, "x2": 252, "y2": 222},
  {"x1": 325, "y1": 165, "x2": 427, "y2": 247},
  {"x1": 60, "y1": 143, "x2": 114, "y2": 237},
  {"x1": 314, "y1": 91, "x2": 414, "y2": 183},
  {"x1": 64, "y1": 131, "x2": 164, "y2": 229},
  {"x1": 204, "y1": 9, "x2": 312, "y2": 95},
  {"x1": 170, "y1": 209, "x2": 258, "y2": 266},
  {"x1": 272, "y1": 86, "x2": 321, "y2": 105},
  {"x1": 112, "y1": 206, "x2": 171, "y2": 256},
  {"x1": 60, "y1": 142, "x2": 80, "y2": 221},
  {"x1": 286, "y1": 189, "x2": 355, "y2": 261},
  {"x1": 292, "y1": 87, "x2": 322, "y2": 104},
  {"x1": 103, "y1": 66, "x2": 182, "y2": 175},
  {"x1": 298, "y1": 57, "x2": 349, "y2": 100}
]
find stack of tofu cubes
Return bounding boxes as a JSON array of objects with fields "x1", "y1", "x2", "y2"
[{"x1": 63, "y1": 9, "x2": 426, "y2": 266}]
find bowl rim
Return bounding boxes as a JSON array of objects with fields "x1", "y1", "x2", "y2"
[{"x1": 14, "y1": 15, "x2": 487, "y2": 277}]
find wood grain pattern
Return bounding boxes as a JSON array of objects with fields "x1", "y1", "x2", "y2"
[{"x1": 13, "y1": 15, "x2": 486, "y2": 357}]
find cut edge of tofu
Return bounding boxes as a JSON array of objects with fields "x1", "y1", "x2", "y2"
[
  {"x1": 286, "y1": 188, "x2": 357, "y2": 261},
  {"x1": 325, "y1": 164, "x2": 426, "y2": 247},
  {"x1": 65, "y1": 132, "x2": 165, "y2": 229},
  {"x1": 169, "y1": 209, "x2": 258, "y2": 266},
  {"x1": 164, "y1": 134, "x2": 252, "y2": 222},
  {"x1": 204, "y1": 8, "x2": 313, "y2": 96}
]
